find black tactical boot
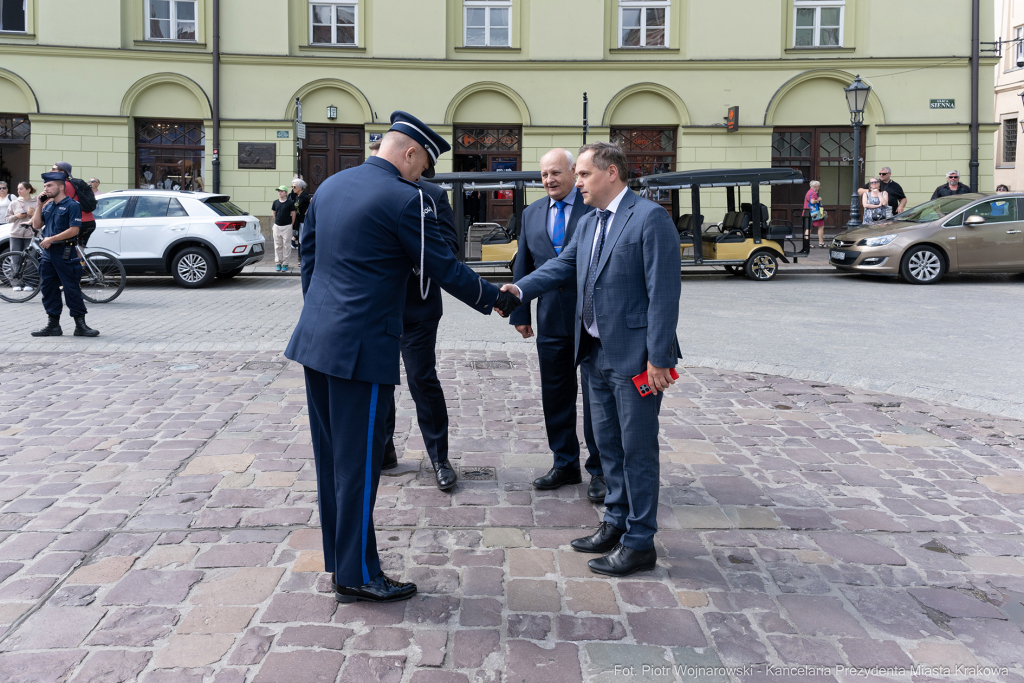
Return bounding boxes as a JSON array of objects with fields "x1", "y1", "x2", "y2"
[
  {"x1": 73, "y1": 316, "x2": 100, "y2": 337},
  {"x1": 31, "y1": 315, "x2": 63, "y2": 337}
]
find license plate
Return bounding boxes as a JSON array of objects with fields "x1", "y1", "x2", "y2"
[
  {"x1": 830, "y1": 250, "x2": 844, "y2": 260},
  {"x1": 252, "y1": 244, "x2": 263, "y2": 254}
]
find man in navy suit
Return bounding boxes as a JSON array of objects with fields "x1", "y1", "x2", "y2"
[
  {"x1": 286, "y1": 112, "x2": 520, "y2": 603},
  {"x1": 503, "y1": 142, "x2": 681, "y2": 577},
  {"x1": 371, "y1": 140, "x2": 460, "y2": 491},
  {"x1": 511, "y1": 149, "x2": 604, "y2": 502}
]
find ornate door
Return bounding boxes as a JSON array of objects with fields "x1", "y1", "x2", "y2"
[
  {"x1": 772, "y1": 127, "x2": 864, "y2": 230},
  {"x1": 302, "y1": 125, "x2": 364, "y2": 194},
  {"x1": 452, "y1": 127, "x2": 521, "y2": 226}
]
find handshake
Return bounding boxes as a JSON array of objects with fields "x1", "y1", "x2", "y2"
[{"x1": 493, "y1": 284, "x2": 522, "y2": 318}]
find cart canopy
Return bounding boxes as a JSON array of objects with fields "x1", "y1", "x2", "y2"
[{"x1": 635, "y1": 168, "x2": 803, "y2": 190}]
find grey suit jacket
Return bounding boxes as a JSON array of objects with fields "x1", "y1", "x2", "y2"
[{"x1": 515, "y1": 188, "x2": 682, "y2": 376}]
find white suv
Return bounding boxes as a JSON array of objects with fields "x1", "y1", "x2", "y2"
[{"x1": 88, "y1": 190, "x2": 266, "y2": 288}]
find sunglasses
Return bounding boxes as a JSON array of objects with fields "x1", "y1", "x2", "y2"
[
  {"x1": 879, "y1": 172, "x2": 890, "y2": 176},
  {"x1": 948, "y1": 176, "x2": 959, "y2": 180}
]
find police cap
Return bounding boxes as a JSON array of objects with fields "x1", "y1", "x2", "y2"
[
  {"x1": 388, "y1": 111, "x2": 451, "y2": 178},
  {"x1": 42, "y1": 171, "x2": 68, "y2": 183}
]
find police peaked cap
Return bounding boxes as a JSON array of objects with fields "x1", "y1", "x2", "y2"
[
  {"x1": 42, "y1": 171, "x2": 68, "y2": 183},
  {"x1": 388, "y1": 111, "x2": 451, "y2": 178}
]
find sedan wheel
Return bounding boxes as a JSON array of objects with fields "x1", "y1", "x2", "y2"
[
  {"x1": 744, "y1": 251, "x2": 779, "y2": 281},
  {"x1": 171, "y1": 247, "x2": 216, "y2": 288},
  {"x1": 900, "y1": 245, "x2": 944, "y2": 285}
]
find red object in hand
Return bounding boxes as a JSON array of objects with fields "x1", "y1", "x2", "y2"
[{"x1": 632, "y1": 368, "x2": 679, "y2": 396}]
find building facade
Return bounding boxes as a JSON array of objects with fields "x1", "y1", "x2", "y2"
[
  {"x1": 0, "y1": 0, "x2": 997, "y2": 231},
  {"x1": 995, "y1": 0, "x2": 1024, "y2": 191}
]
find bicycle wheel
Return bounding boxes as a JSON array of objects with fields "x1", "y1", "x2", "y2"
[
  {"x1": 80, "y1": 252, "x2": 126, "y2": 304},
  {"x1": 0, "y1": 251, "x2": 41, "y2": 303}
]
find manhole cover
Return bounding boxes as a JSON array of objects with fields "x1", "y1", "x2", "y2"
[
  {"x1": 240, "y1": 361, "x2": 284, "y2": 372},
  {"x1": 460, "y1": 466, "x2": 496, "y2": 481},
  {"x1": 91, "y1": 364, "x2": 122, "y2": 372},
  {"x1": 470, "y1": 361, "x2": 514, "y2": 370},
  {"x1": 171, "y1": 364, "x2": 200, "y2": 371}
]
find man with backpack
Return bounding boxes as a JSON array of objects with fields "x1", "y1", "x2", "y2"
[{"x1": 52, "y1": 162, "x2": 97, "y2": 248}]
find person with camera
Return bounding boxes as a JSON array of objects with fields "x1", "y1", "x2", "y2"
[{"x1": 29, "y1": 171, "x2": 99, "y2": 338}]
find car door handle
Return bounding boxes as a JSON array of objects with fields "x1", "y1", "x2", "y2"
[
  {"x1": 103, "y1": 229, "x2": 119, "y2": 233},
  {"x1": 170, "y1": 227, "x2": 186, "y2": 232},
  {"x1": 1007, "y1": 230, "x2": 1022, "y2": 234}
]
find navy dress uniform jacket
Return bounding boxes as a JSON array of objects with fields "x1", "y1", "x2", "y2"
[
  {"x1": 285, "y1": 156, "x2": 499, "y2": 383},
  {"x1": 403, "y1": 181, "x2": 458, "y2": 323},
  {"x1": 509, "y1": 190, "x2": 594, "y2": 337},
  {"x1": 515, "y1": 188, "x2": 682, "y2": 375}
]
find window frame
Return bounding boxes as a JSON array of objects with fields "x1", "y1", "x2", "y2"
[
  {"x1": 0, "y1": 0, "x2": 27, "y2": 33},
  {"x1": 1000, "y1": 116, "x2": 1018, "y2": 168},
  {"x1": 617, "y1": 0, "x2": 670, "y2": 49},
  {"x1": 793, "y1": 0, "x2": 845, "y2": 49},
  {"x1": 309, "y1": 2, "x2": 358, "y2": 47},
  {"x1": 463, "y1": 0, "x2": 512, "y2": 48},
  {"x1": 144, "y1": 0, "x2": 199, "y2": 42},
  {"x1": 1013, "y1": 25, "x2": 1024, "y2": 70}
]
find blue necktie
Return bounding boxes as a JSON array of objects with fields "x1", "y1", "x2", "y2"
[
  {"x1": 551, "y1": 200, "x2": 567, "y2": 254},
  {"x1": 582, "y1": 209, "x2": 611, "y2": 331}
]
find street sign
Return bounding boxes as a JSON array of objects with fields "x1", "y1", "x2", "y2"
[
  {"x1": 726, "y1": 106, "x2": 739, "y2": 132},
  {"x1": 277, "y1": 130, "x2": 290, "y2": 139},
  {"x1": 930, "y1": 99, "x2": 955, "y2": 109},
  {"x1": 368, "y1": 133, "x2": 383, "y2": 143},
  {"x1": 297, "y1": 123, "x2": 306, "y2": 139}
]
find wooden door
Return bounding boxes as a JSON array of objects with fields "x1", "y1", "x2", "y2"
[
  {"x1": 771, "y1": 127, "x2": 864, "y2": 230},
  {"x1": 302, "y1": 125, "x2": 364, "y2": 194}
]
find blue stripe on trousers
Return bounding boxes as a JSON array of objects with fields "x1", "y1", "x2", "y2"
[{"x1": 361, "y1": 383, "x2": 379, "y2": 584}]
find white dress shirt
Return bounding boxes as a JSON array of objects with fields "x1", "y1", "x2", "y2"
[
  {"x1": 584, "y1": 185, "x2": 630, "y2": 339},
  {"x1": 547, "y1": 187, "x2": 577, "y2": 244}
]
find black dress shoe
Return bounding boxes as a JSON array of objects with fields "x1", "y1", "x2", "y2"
[
  {"x1": 433, "y1": 460, "x2": 458, "y2": 491},
  {"x1": 587, "y1": 475, "x2": 607, "y2": 504},
  {"x1": 381, "y1": 446, "x2": 398, "y2": 470},
  {"x1": 588, "y1": 543, "x2": 658, "y2": 577},
  {"x1": 334, "y1": 571, "x2": 417, "y2": 603},
  {"x1": 533, "y1": 466, "x2": 582, "y2": 490},
  {"x1": 570, "y1": 521, "x2": 625, "y2": 554}
]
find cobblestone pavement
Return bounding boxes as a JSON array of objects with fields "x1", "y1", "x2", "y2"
[{"x1": 1, "y1": 351, "x2": 1024, "y2": 682}]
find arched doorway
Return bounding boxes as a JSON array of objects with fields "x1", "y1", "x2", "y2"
[
  {"x1": 0, "y1": 70, "x2": 37, "y2": 190},
  {"x1": 289, "y1": 81, "x2": 368, "y2": 195}
]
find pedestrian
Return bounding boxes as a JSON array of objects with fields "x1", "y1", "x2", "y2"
[
  {"x1": 502, "y1": 142, "x2": 681, "y2": 577},
  {"x1": 291, "y1": 178, "x2": 309, "y2": 267},
  {"x1": 997, "y1": 184, "x2": 1010, "y2": 193},
  {"x1": 4, "y1": 181, "x2": 37, "y2": 293},
  {"x1": 858, "y1": 167, "x2": 907, "y2": 216},
  {"x1": 29, "y1": 171, "x2": 99, "y2": 338},
  {"x1": 803, "y1": 180, "x2": 826, "y2": 247},
  {"x1": 0, "y1": 181, "x2": 11, "y2": 219},
  {"x1": 271, "y1": 185, "x2": 296, "y2": 272},
  {"x1": 88, "y1": 178, "x2": 101, "y2": 196},
  {"x1": 372, "y1": 139, "x2": 462, "y2": 491},
  {"x1": 284, "y1": 111, "x2": 520, "y2": 604},
  {"x1": 931, "y1": 170, "x2": 971, "y2": 199},
  {"x1": 861, "y1": 177, "x2": 888, "y2": 224},
  {"x1": 52, "y1": 162, "x2": 97, "y2": 250},
  {"x1": 511, "y1": 148, "x2": 605, "y2": 503}
]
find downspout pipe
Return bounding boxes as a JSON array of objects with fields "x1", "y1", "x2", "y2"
[
  {"x1": 969, "y1": 0, "x2": 980, "y2": 191},
  {"x1": 212, "y1": 0, "x2": 221, "y2": 193}
]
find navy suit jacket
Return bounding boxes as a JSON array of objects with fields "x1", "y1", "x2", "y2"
[
  {"x1": 285, "y1": 156, "x2": 499, "y2": 384},
  {"x1": 515, "y1": 189, "x2": 682, "y2": 376},
  {"x1": 509, "y1": 189, "x2": 594, "y2": 337},
  {"x1": 404, "y1": 182, "x2": 458, "y2": 323}
]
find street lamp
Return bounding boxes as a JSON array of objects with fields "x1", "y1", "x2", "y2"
[
  {"x1": 327, "y1": 104, "x2": 338, "y2": 120},
  {"x1": 844, "y1": 75, "x2": 871, "y2": 229}
]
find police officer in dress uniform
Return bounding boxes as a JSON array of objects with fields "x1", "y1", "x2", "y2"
[
  {"x1": 285, "y1": 112, "x2": 520, "y2": 604},
  {"x1": 370, "y1": 141, "x2": 461, "y2": 491},
  {"x1": 29, "y1": 171, "x2": 99, "y2": 338}
]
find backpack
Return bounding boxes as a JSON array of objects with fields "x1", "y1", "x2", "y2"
[{"x1": 68, "y1": 177, "x2": 97, "y2": 213}]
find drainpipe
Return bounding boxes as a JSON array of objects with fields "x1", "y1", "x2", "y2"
[
  {"x1": 212, "y1": 0, "x2": 221, "y2": 193},
  {"x1": 969, "y1": 0, "x2": 980, "y2": 191}
]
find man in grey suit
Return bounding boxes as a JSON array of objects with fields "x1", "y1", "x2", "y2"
[
  {"x1": 502, "y1": 142, "x2": 681, "y2": 576},
  {"x1": 511, "y1": 148, "x2": 604, "y2": 503}
]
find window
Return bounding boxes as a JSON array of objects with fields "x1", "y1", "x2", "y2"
[
  {"x1": 1014, "y1": 26, "x2": 1024, "y2": 69},
  {"x1": 94, "y1": 197, "x2": 129, "y2": 220},
  {"x1": 464, "y1": 1, "x2": 510, "y2": 47},
  {"x1": 168, "y1": 198, "x2": 189, "y2": 217},
  {"x1": 310, "y1": 3, "x2": 357, "y2": 46},
  {"x1": 965, "y1": 198, "x2": 1018, "y2": 224},
  {"x1": 133, "y1": 196, "x2": 171, "y2": 219},
  {"x1": 794, "y1": 0, "x2": 843, "y2": 48},
  {"x1": 1004, "y1": 118, "x2": 1018, "y2": 166},
  {"x1": 610, "y1": 127, "x2": 675, "y2": 207},
  {"x1": 135, "y1": 120, "x2": 205, "y2": 190},
  {"x1": 619, "y1": 0, "x2": 669, "y2": 48},
  {"x1": 0, "y1": 0, "x2": 25, "y2": 32},
  {"x1": 145, "y1": 0, "x2": 197, "y2": 41}
]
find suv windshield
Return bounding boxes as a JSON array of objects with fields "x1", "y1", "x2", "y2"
[
  {"x1": 898, "y1": 196, "x2": 976, "y2": 222},
  {"x1": 203, "y1": 198, "x2": 247, "y2": 216}
]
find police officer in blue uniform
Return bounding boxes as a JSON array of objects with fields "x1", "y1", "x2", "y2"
[
  {"x1": 285, "y1": 112, "x2": 520, "y2": 604},
  {"x1": 372, "y1": 140, "x2": 461, "y2": 491},
  {"x1": 30, "y1": 171, "x2": 100, "y2": 338}
]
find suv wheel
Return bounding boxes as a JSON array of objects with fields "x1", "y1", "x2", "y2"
[
  {"x1": 172, "y1": 247, "x2": 216, "y2": 288},
  {"x1": 900, "y1": 245, "x2": 944, "y2": 285}
]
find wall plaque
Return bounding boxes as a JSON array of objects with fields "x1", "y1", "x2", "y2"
[
  {"x1": 238, "y1": 143, "x2": 277, "y2": 169},
  {"x1": 929, "y1": 99, "x2": 955, "y2": 109}
]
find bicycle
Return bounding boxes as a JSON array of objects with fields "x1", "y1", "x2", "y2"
[{"x1": 0, "y1": 232, "x2": 126, "y2": 304}]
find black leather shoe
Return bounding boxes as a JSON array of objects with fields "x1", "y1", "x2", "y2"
[
  {"x1": 533, "y1": 466, "x2": 582, "y2": 490},
  {"x1": 588, "y1": 543, "x2": 658, "y2": 577},
  {"x1": 334, "y1": 571, "x2": 417, "y2": 603},
  {"x1": 587, "y1": 475, "x2": 607, "y2": 504},
  {"x1": 433, "y1": 460, "x2": 458, "y2": 491},
  {"x1": 570, "y1": 521, "x2": 625, "y2": 554},
  {"x1": 381, "y1": 445, "x2": 398, "y2": 470},
  {"x1": 73, "y1": 316, "x2": 99, "y2": 337},
  {"x1": 31, "y1": 315, "x2": 62, "y2": 337}
]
